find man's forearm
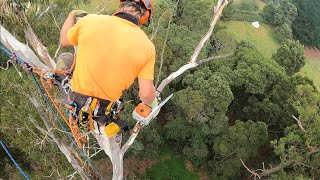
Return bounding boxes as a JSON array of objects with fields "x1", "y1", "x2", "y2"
[
  {"x1": 59, "y1": 14, "x2": 75, "y2": 46},
  {"x1": 139, "y1": 89, "x2": 156, "y2": 105},
  {"x1": 138, "y1": 78, "x2": 157, "y2": 105}
]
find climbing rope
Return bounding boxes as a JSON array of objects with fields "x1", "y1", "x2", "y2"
[
  {"x1": 0, "y1": 44, "x2": 105, "y2": 180},
  {"x1": 33, "y1": 68, "x2": 86, "y2": 148},
  {"x1": 0, "y1": 141, "x2": 30, "y2": 180}
]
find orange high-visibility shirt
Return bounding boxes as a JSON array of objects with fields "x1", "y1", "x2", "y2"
[{"x1": 67, "y1": 14, "x2": 155, "y2": 101}]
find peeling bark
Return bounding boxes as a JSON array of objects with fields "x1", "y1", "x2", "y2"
[
  {"x1": 13, "y1": 3, "x2": 56, "y2": 68},
  {"x1": 0, "y1": 25, "x2": 48, "y2": 69}
]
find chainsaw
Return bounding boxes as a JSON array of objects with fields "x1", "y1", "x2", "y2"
[{"x1": 132, "y1": 93, "x2": 173, "y2": 126}]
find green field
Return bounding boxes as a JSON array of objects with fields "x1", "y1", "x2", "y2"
[
  {"x1": 143, "y1": 146, "x2": 200, "y2": 180},
  {"x1": 233, "y1": 0, "x2": 266, "y2": 10},
  {"x1": 220, "y1": 21, "x2": 280, "y2": 58},
  {"x1": 300, "y1": 56, "x2": 320, "y2": 89},
  {"x1": 220, "y1": 21, "x2": 320, "y2": 89}
]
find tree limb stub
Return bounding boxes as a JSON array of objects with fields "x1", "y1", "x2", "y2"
[{"x1": 120, "y1": 122, "x2": 142, "y2": 155}]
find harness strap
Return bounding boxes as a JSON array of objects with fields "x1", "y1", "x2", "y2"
[
  {"x1": 90, "y1": 98, "x2": 98, "y2": 112},
  {"x1": 105, "y1": 101, "x2": 114, "y2": 115}
]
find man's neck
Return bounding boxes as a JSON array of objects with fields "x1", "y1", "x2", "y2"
[{"x1": 114, "y1": 12, "x2": 139, "y2": 25}]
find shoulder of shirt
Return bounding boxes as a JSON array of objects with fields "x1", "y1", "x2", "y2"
[
  {"x1": 137, "y1": 30, "x2": 154, "y2": 49},
  {"x1": 78, "y1": 14, "x2": 111, "y2": 22}
]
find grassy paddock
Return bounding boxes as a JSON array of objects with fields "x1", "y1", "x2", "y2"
[
  {"x1": 220, "y1": 21, "x2": 320, "y2": 90},
  {"x1": 233, "y1": 0, "x2": 266, "y2": 10},
  {"x1": 300, "y1": 47, "x2": 320, "y2": 89},
  {"x1": 220, "y1": 21, "x2": 280, "y2": 58}
]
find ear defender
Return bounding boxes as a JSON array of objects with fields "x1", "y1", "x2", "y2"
[{"x1": 139, "y1": 10, "x2": 150, "y2": 25}]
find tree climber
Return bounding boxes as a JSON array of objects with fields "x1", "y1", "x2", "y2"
[{"x1": 59, "y1": 0, "x2": 157, "y2": 137}]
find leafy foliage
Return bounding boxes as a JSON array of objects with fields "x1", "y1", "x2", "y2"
[
  {"x1": 0, "y1": 68, "x2": 74, "y2": 179},
  {"x1": 291, "y1": 0, "x2": 320, "y2": 48},
  {"x1": 263, "y1": 0, "x2": 297, "y2": 26},
  {"x1": 174, "y1": 0, "x2": 214, "y2": 31},
  {"x1": 274, "y1": 23, "x2": 293, "y2": 43},
  {"x1": 210, "y1": 30, "x2": 237, "y2": 55},
  {"x1": 272, "y1": 39, "x2": 305, "y2": 76},
  {"x1": 223, "y1": 0, "x2": 263, "y2": 22},
  {"x1": 262, "y1": 3, "x2": 276, "y2": 23},
  {"x1": 271, "y1": 84, "x2": 320, "y2": 178},
  {"x1": 211, "y1": 120, "x2": 268, "y2": 179}
]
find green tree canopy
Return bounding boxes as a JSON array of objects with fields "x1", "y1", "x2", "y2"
[
  {"x1": 270, "y1": 84, "x2": 320, "y2": 178},
  {"x1": 291, "y1": 0, "x2": 320, "y2": 48},
  {"x1": 263, "y1": 0, "x2": 297, "y2": 26},
  {"x1": 274, "y1": 23, "x2": 293, "y2": 43},
  {"x1": 272, "y1": 39, "x2": 305, "y2": 76}
]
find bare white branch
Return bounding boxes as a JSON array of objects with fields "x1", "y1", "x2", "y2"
[
  {"x1": 150, "y1": 10, "x2": 168, "y2": 41},
  {"x1": 198, "y1": 53, "x2": 234, "y2": 64},
  {"x1": 292, "y1": 115, "x2": 306, "y2": 133},
  {"x1": 37, "y1": 4, "x2": 56, "y2": 19},
  {"x1": 240, "y1": 158, "x2": 261, "y2": 180}
]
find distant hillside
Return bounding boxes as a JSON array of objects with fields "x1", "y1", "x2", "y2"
[
  {"x1": 301, "y1": 47, "x2": 320, "y2": 89},
  {"x1": 220, "y1": 0, "x2": 320, "y2": 89},
  {"x1": 233, "y1": 0, "x2": 266, "y2": 10}
]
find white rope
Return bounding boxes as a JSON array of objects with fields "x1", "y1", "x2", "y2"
[
  {"x1": 0, "y1": 59, "x2": 12, "y2": 70},
  {"x1": 0, "y1": 58, "x2": 23, "y2": 77}
]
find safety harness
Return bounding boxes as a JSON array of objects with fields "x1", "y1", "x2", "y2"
[{"x1": 65, "y1": 90, "x2": 129, "y2": 136}]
